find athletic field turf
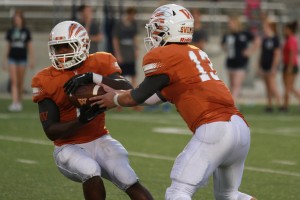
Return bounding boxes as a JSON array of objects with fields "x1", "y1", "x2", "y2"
[{"x1": 0, "y1": 99, "x2": 299, "y2": 199}]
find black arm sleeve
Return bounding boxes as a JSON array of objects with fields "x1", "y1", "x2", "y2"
[
  {"x1": 102, "y1": 72, "x2": 133, "y2": 90},
  {"x1": 38, "y1": 98, "x2": 83, "y2": 141},
  {"x1": 38, "y1": 98, "x2": 60, "y2": 130},
  {"x1": 131, "y1": 74, "x2": 170, "y2": 104}
]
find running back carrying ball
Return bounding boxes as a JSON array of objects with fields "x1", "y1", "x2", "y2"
[{"x1": 68, "y1": 84, "x2": 106, "y2": 107}]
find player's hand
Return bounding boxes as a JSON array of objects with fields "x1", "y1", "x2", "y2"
[
  {"x1": 90, "y1": 84, "x2": 119, "y2": 110},
  {"x1": 64, "y1": 72, "x2": 93, "y2": 95},
  {"x1": 78, "y1": 104, "x2": 105, "y2": 124}
]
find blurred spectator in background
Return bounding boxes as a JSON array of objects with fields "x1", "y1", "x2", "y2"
[
  {"x1": 78, "y1": 5, "x2": 103, "y2": 53},
  {"x1": 113, "y1": 7, "x2": 138, "y2": 86},
  {"x1": 103, "y1": 1, "x2": 115, "y2": 53},
  {"x1": 244, "y1": 0, "x2": 262, "y2": 36},
  {"x1": 2, "y1": 10, "x2": 34, "y2": 112},
  {"x1": 191, "y1": 8, "x2": 208, "y2": 50},
  {"x1": 281, "y1": 20, "x2": 300, "y2": 112},
  {"x1": 258, "y1": 19, "x2": 281, "y2": 112},
  {"x1": 221, "y1": 16, "x2": 257, "y2": 104},
  {"x1": 113, "y1": 7, "x2": 142, "y2": 111}
]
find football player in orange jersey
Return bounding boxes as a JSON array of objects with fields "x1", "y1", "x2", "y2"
[
  {"x1": 91, "y1": 4, "x2": 256, "y2": 200},
  {"x1": 31, "y1": 21, "x2": 153, "y2": 200}
]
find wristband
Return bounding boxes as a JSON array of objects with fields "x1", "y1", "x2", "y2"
[
  {"x1": 113, "y1": 94, "x2": 120, "y2": 106},
  {"x1": 93, "y1": 73, "x2": 103, "y2": 84}
]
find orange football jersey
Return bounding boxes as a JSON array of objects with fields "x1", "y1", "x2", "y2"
[
  {"x1": 32, "y1": 52, "x2": 122, "y2": 146},
  {"x1": 142, "y1": 44, "x2": 246, "y2": 132}
]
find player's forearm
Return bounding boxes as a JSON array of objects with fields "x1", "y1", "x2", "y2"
[
  {"x1": 116, "y1": 90, "x2": 139, "y2": 107},
  {"x1": 130, "y1": 74, "x2": 169, "y2": 104},
  {"x1": 92, "y1": 73, "x2": 133, "y2": 90},
  {"x1": 44, "y1": 120, "x2": 83, "y2": 141},
  {"x1": 102, "y1": 76, "x2": 133, "y2": 90}
]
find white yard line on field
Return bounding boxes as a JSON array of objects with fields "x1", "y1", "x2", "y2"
[
  {"x1": 130, "y1": 152, "x2": 175, "y2": 161},
  {"x1": 152, "y1": 127, "x2": 191, "y2": 135},
  {"x1": 16, "y1": 158, "x2": 38, "y2": 164},
  {"x1": 272, "y1": 160, "x2": 297, "y2": 166},
  {"x1": 252, "y1": 128, "x2": 300, "y2": 137},
  {"x1": 0, "y1": 135, "x2": 52, "y2": 145},
  {"x1": 0, "y1": 134, "x2": 299, "y2": 178},
  {"x1": 244, "y1": 166, "x2": 300, "y2": 177},
  {"x1": 0, "y1": 114, "x2": 38, "y2": 119}
]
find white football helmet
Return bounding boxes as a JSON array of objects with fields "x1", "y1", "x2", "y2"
[
  {"x1": 48, "y1": 21, "x2": 90, "y2": 70},
  {"x1": 144, "y1": 4, "x2": 194, "y2": 51}
]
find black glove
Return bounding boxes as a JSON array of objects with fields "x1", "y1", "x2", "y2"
[
  {"x1": 78, "y1": 105, "x2": 105, "y2": 124},
  {"x1": 64, "y1": 72, "x2": 93, "y2": 95}
]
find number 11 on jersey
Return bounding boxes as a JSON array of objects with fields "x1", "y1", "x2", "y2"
[{"x1": 189, "y1": 50, "x2": 220, "y2": 82}]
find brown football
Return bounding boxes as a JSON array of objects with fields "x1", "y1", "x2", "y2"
[{"x1": 68, "y1": 84, "x2": 106, "y2": 108}]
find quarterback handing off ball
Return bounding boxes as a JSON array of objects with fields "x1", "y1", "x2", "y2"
[{"x1": 68, "y1": 84, "x2": 106, "y2": 108}]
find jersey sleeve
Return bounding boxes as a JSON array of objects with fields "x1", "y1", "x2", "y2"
[
  {"x1": 31, "y1": 73, "x2": 51, "y2": 103},
  {"x1": 93, "y1": 53, "x2": 122, "y2": 76},
  {"x1": 106, "y1": 53, "x2": 122, "y2": 75},
  {"x1": 142, "y1": 51, "x2": 167, "y2": 77}
]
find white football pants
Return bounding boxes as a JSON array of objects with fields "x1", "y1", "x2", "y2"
[
  {"x1": 166, "y1": 115, "x2": 253, "y2": 200},
  {"x1": 53, "y1": 134, "x2": 138, "y2": 190}
]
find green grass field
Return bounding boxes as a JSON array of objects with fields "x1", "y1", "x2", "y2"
[{"x1": 0, "y1": 99, "x2": 299, "y2": 200}]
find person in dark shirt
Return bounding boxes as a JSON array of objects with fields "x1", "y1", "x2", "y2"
[
  {"x1": 113, "y1": 7, "x2": 139, "y2": 87},
  {"x1": 191, "y1": 8, "x2": 208, "y2": 50},
  {"x1": 221, "y1": 16, "x2": 256, "y2": 104},
  {"x1": 259, "y1": 19, "x2": 281, "y2": 112},
  {"x1": 2, "y1": 10, "x2": 35, "y2": 112},
  {"x1": 78, "y1": 5, "x2": 103, "y2": 53}
]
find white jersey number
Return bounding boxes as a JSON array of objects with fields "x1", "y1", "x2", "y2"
[{"x1": 189, "y1": 50, "x2": 220, "y2": 82}]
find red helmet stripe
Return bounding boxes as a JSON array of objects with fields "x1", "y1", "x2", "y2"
[
  {"x1": 68, "y1": 23, "x2": 78, "y2": 38},
  {"x1": 179, "y1": 9, "x2": 193, "y2": 19},
  {"x1": 75, "y1": 26, "x2": 84, "y2": 36}
]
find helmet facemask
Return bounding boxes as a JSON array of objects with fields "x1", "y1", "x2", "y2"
[
  {"x1": 144, "y1": 21, "x2": 170, "y2": 52},
  {"x1": 48, "y1": 39, "x2": 90, "y2": 70}
]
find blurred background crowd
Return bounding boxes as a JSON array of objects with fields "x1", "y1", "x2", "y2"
[{"x1": 0, "y1": 0, "x2": 300, "y2": 112}]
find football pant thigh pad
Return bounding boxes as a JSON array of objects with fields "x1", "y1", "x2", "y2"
[
  {"x1": 54, "y1": 144, "x2": 101, "y2": 182},
  {"x1": 96, "y1": 135, "x2": 138, "y2": 190}
]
